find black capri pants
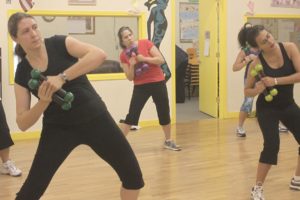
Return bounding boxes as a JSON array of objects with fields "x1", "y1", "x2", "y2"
[
  {"x1": 125, "y1": 81, "x2": 170, "y2": 126},
  {"x1": 0, "y1": 101, "x2": 14, "y2": 150},
  {"x1": 257, "y1": 102, "x2": 300, "y2": 165},
  {"x1": 16, "y1": 110, "x2": 144, "y2": 200}
]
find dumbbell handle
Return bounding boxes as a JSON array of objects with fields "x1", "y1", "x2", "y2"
[
  {"x1": 52, "y1": 92, "x2": 65, "y2": 105},
  {"x1": 29, "y1": 69, "x2": 73, "y2": 110},
  {"x1": 37, "y1": 73, "x2": 70, "y2": 100},
  {"x1": 253, "y1": 75, "x2": 271, "y2": 97},
  {"x1": 51, "y1": 93, "x2": 72, "y2": 111},
  {"x1": 256, "y1": 71, "x2": 277, "y2": 91},
  {"x1": 254, "y1": 65, "x2": 277, "y2": 90},
  {"x1": 28, "y1": 78, "x2": 71, "y2": 109}
]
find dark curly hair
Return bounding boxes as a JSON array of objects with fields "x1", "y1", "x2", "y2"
[
  {"x1": 237, "y1": 22, "x2": 253, "y2": 48},
  {"x1": 246, "y1": 25, "x2": 265, "y2": 48}
]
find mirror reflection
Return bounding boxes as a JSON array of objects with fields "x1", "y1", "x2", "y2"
[{"x1": 10, "y1": 12, "x2": 142, "y2": 82}]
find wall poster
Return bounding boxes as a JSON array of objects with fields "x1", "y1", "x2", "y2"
[{"x1": 179, "y1": 2, "x2": 199, "y2": 43}]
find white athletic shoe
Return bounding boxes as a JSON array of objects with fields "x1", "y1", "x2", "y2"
[
  {"x1": 278, "y1": 125, "x2": 288, "y2": 133},
  {"x1": 236, "y1": 127, "x2": 246, "y2": 137},
  {"x1": 290, "y1": 177, "x2": 300, "y2": 190},
  {"x1": 251, "y1": 185, "x2": 265, "y2": 200},
  {"x1": 164, "y1": 140, "x2": 181, "y2": 151},
  {"x1": 0, "y1": 160, "x2": 22, "y2": 177},
  {"x1": 130, "y1": 125, "x2": 141, "y2": 131}
]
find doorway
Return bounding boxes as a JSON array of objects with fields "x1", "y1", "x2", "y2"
[
  {"x1": 175, "y1": 1, "x2": 214, "y2": 122},
  {"x1": 175, "y1": 45, "x2": 212, "y2": 123},
  {"x1": 176, "y1": 97, "x2": 212, "y2": 123}
]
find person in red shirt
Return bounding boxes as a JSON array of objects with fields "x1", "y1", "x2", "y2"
[{"x1": 118, "y1": 26, "x2": 181, "y2": 151}]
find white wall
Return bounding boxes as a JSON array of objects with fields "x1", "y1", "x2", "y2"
[
  {"x1": 0, "y1": 0, "x2": 174, "y2": 134},
  {"x1": 226, "y1": 0, "x2": 300, "y2": 115}
]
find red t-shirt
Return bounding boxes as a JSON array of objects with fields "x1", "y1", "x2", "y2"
[{"x1": 120, "y1": 39, "x2": 165, "y2": 85}]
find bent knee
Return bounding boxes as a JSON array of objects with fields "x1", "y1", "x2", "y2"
[{"x1": 122, "y1": 176, "x2": 145, "y2": 190}]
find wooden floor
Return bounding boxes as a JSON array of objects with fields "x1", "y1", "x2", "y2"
[{"x1": 1, "y1": 118, "x2": 299, "y2": 200}]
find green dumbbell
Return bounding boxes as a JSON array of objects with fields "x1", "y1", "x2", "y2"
[
  {"x1": 254, "y1": 64, "x2": 278, "y2": 97},
  {"x1": 250, "y1": 65, "x2": 279, "y2": 102},
  {"x1": 28, "y1": 69, "x2": 74, "y2": 110}
]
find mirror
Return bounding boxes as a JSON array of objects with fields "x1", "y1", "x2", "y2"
[
  {"x1": 247, "y1": 16, "x2": 300, "y2": 50},
  {"x1": 8, "y1": 10, "x2": 146, "y2": 84}
]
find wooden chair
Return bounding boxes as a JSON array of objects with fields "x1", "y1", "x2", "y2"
[{"x1": 184, "y1": 48, "x2": 199, "y2": 99}]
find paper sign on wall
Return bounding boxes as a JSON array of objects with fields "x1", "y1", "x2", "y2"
[{"x1": 204, "y1": 31, "x2": 210, "y2": 57}]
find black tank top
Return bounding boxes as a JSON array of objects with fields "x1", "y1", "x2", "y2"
[{"x1": 256, "y1": 43, "x2": 295, "y2": 110}]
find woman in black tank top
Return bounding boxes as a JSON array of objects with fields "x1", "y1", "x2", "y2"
[{"x1": 244, "y1": 25, "x2": 300, "y2": 199}]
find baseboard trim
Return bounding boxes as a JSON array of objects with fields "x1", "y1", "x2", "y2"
[{"x1": 11, "y1": 118, "x2": 176, "y2": 141}]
